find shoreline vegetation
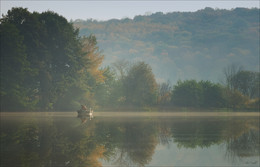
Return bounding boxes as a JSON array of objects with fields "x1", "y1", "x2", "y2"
[
  {"x1": 1, "y1": 111, "x2": 259, "y2": 118},
  {"x1": 1, "y1": 8, "x2": 259, "y2": 112},
  {"x1": 85, "y1": 107, "x2": 256, "y2": 112}
]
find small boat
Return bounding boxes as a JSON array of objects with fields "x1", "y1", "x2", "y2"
[{"x1": 77, "y1": 105, "x2": 94, "y2": 120}]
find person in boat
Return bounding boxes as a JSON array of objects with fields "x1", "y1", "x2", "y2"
[{"x1": 81, "y1": 104, "x2": 88, "y2": 111}]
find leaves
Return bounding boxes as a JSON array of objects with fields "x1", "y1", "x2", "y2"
[
  {"x1": 1, "y1": 8, "x2": 105, "y2": 111},
  {"x1": 123, "y1": 62, "x2": 157, "y2": 106}
]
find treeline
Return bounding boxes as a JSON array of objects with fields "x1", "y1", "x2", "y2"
[
  {"x1": 74, "y1": 7, "x2": 259, "y2": 84},
  {"x1": 95, "y1": 61, "x2": 259, "y2": 110},
  {"x1": 1, "y1": 8, "x2": 259, "y2": 111}
]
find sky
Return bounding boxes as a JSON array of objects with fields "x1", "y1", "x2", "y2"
[{"x1": 1, "y1": 1, "x2": 259, "y2": 21}]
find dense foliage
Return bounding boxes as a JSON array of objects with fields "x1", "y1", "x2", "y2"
[
  {"x1": 123, "y1": 62, "x2": 157, "y2": 106},
  {"x1": 0, "y1": 8, "x2": 104, "y2": 111},
  {"x1": 1, "y1": 7, "x2": 259, "y2": 111},
  {"x1": 74, "y1": 7, "x2": 259, "y2": 84}
]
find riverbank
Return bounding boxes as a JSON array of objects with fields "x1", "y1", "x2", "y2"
[
  {"x1": 97, "y1": 106, "x2": 259, "y2": 112},
  {"x1": 1, "y1": 111, "x2": 259, "y2": 118}
]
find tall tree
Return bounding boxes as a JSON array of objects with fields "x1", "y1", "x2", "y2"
[
  {"x1": 35, "y1": 11, "x2": 83, "y2": 109},
  {"x1": 1, "y1": 8, "x2": 103, "y2": 111},
  {"x1": 171, "y1": 80, "x2": 203, "y2": 107},
  {"x1": 157, "y1": 81, "x2": 172, "y2": 105},
  {"x1": 94, "y1": 67, "x2": 118, "y2": 107},
  {"x1": 199, "y1": 81, "x2": 225, "y2": 108},
  {"x1": 223, "y1": 64, "x2": 243, "y2": 91},
  {"x1": 231, "y1": 71, "x2": 259, "y2": 98},
  {"x1": 123, "y1": 62, "x2": 157, "y2": 106},
  {"x1": 54, "y1": 35, "x2": 105, "y2": 110},
  {"x1": 0, "y1": 22, "x2": 37, "y2": 110}
]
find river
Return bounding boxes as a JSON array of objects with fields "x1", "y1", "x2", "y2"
[{"x1": 0, "y1": 112, "x2": 259, "y2": 166}]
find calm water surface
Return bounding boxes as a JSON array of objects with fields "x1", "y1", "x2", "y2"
[{"x1": 0, "y1": 112, "x2": 259, "y2": 167}]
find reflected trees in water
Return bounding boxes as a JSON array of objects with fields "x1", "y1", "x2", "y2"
[
  {"x1": 0, "y1": 116, "x2": 259, "y2": 167},
  {"x1": 93, "y1": 120, "x2": 158, "y2": 167},
  {"x1": 170, "y1": 119, "x2": 226, "y2": 148},
  {"x1": 1, "y1": 118, "x2": 106, "y2": 167},
  {"x1": 225, "y1": 129, "x2": 259, "y2": 161},
  {"x1": 113, "y1": 122, "x2": 157, "y2": 166}
]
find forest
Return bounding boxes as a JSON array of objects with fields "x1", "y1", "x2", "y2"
[
  {"x1": 74, "y1": 7, "x2": 259, "y2": 84},
  {"x1": 0, "y1": 7, "x2": 259, "y2": 111}
]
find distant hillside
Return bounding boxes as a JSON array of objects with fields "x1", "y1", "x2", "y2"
[{"x1": 73, "y1": 7, "x2": 259, "y2": 83}]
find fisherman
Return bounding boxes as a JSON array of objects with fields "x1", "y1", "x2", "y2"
[{"x1": 81, "y1": 104, "x2": 87, "y2": 111}]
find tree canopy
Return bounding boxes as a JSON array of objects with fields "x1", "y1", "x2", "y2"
[
  {"x1": 123, "y1": 62, "x2": 157, "y2": 106},
  {"x1": 0, "y1": 8, "x2": 104, "y2": 111},
  {"x1": 1, "y1": 7, "x2": 259, "y2": 111},
  {"x1": 74, "y1": 8, "x2": 259, "y2": 84}
]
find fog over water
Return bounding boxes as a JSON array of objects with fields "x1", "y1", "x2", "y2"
[{"x1": 1, "y1": 112, "x2": 259, "y2": 166}]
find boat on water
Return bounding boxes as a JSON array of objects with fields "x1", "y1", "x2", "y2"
[{"x1": 77, "y1": 105, "x2": 94, "y2": 120}]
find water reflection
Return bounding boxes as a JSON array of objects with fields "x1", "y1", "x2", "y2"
[{"x1": 0, "y1": 114, "x2": 259, "y2": 167}]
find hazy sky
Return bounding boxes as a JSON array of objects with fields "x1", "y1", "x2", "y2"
[{"x1": 1, "y1": 1, "x2": 259, "y2": 21}]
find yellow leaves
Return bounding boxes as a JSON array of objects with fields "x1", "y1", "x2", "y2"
[
  {"x1": 157, "y1": 92, "x2": 171, "y2": 104},
  {"x1": 80, "y1": 35, "x2": 105, "y2": 83},
  {"x1": 245, "y1": 98, "x2": 260, "y2": 109},
  {"x1": 87, "y1": 51, "x2": 105, "y2": 83},
  {"x1": 90, "y1": 68, "x2": 105, "y2": 83},
  {"x1": 78, "y1": 145, "x2": 106, "y2": 167},
  {"x1": 88, "y1": 145, "x2": 106, "y2": 160}
]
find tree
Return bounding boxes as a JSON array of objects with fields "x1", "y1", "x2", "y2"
[
  {"x1": 80, "y1": 35, "x2": 105, "y2": 84},
  {"x1": 35, "y1": 11, "x2": 83, "y2": 110},
  {"x1": 54, "y1": 35, "x2": 105, "y2": 110},
  {"x1": 232, "y1": 71, "x2": 259, "y2": 98},
  {"x1": 123, "y1": 62, "x2": 157, "y2": 107},
  {"x1": 171, "y1": 80, "x2": 226, "y2": 108},
  {"x1": 199, "y1": 81, "x2": 225, "y2": 108},
  {"x1": 112, "y1": 59, "x2": 130, "y2": 79},
  {"x1": 171, "y1": 80, "x2": 203, "y2": 107},
  {"x1": 157, "y1": 81, "x2": 172, "y2": 105},
  {"x1": 1, "y1": 8, "x2": 104, "y2": 111},
  {"x1": 94, "y1": 67, "x2": 118, "y2": 107},
  {"x1": 1, "y1": 8, "x2": 84, "y2": 110},
  {"x1": 222, "y1": 65, "x2": 260, "y2": 109},
  {"x1": 223, "y1": 64, "x2": 243, "y2": 91},
  {"x1": 0, "y1": 22, "x2": 37, "y2": 110},
  {"x1": 224, "y1": 89, "x2": 248, "y2": 109}
]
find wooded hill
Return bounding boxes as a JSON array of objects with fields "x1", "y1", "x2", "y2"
[
  {"x1": 73, "y1": 7, "x2": 259, "y2": 83},
  {"x1": 1, "y1": 7, "x2": 259, "y2": 111}
]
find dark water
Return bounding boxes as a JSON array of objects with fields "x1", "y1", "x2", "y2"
[{"x1": 0, "y1": 112, "x2": 259, "y2": 167}]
